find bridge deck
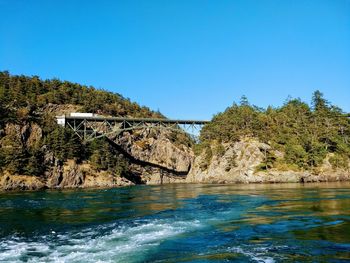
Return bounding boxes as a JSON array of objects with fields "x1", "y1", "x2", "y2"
[{"x1": 64, "y1": 116, "x2": 210, "y2": 125}]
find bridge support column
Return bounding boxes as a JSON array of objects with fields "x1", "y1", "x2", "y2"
[{"x1": 160, "y1": 170, "x2": 164, "y2": 184}]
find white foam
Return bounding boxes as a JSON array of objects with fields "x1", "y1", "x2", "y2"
[
  {"x1": 230, "y1": 246, "x2": 277, "y2": 263},
  {"x1": 0, "y1": 219, "x2": 202, "y2": 263}
]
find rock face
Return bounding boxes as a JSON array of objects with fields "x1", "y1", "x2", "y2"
[
  {"x1": 0, "y1": 172, "x2": 45, "y2": 191},
  {"x1": 43, "y1": 103, "x2": 82, "y2": 116},
  {"x1": 0, "y1": 121, "x2": 192, "y2": 191},
  {"x1": 113, "y1": 129, "x2": 194, "y2": 184},
  {"x1": 187, "y1": 138, "x2": 350, "y2": 184},
  {"x1": 187, "y1": 139, "x2": 268, "y2": 183},
  {"x1": 46, "y1": 160, "x2": 134, "y2": 189},
  {"x1": 1, "y1": 118, "x2": 349, "y2": 191},
  {"x1": 0, "y1": 159, "x2": 135, "y2": 191},
  {"x1": 1, "y1": 122, "x2": 43, "y2": 148},
  {"x1": 0, "y1": 120, "x2": 136, "y2": 191},
  {"x1": 129, "y1": 163, "x2": 186, "y2": 185},
  {"x1": 115, "y1": 129, "x2": 194, "y2": 174}
]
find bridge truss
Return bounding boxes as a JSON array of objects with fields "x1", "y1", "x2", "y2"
[{"x1": 59, "y1": 116, "x2": 210, "y2": 142}]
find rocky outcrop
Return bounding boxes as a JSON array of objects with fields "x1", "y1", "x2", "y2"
[
  {"x1": 129, "y1": 163, "x2": 186, "y2": 185},
  {"x1": 0, "y1": 160, "x2": 135, "y2": 191},
  {"x1": 0, "y1": 116, "x2": 194, "y2": 191},
  {"x1": 45, "y1": 160, "x2": 135, "y2": 189},
  {"x1": 107, "y1": 128, "x2": 194, "y2": 185},
  {"x1": 43, "y1": 103, "x2": 82, "y2": 116},
  {"x1": 0, "y1": 172, "x2": 45, "y2": 191},
  {"x1": 1, "y1": 122, "x2": 43, "y2": 148},
  {"x1": 2, "y1": 115, "x2": 349, "y2": 192},
  {"x1": 115, "y1": 129, "x2": 194, "y2": 174},
  {"x1": 187, "y1": 138, "x2": 350, "y2": 184},
  {"x1": 187, "y1": 139, "x2": 267, "y2": 183},
  {"x1": 84, "y1": 170, "x2": 134, "y2": 188},
  {"x1": 47, "y1": 160, "x2": 84, "y2": 188}
]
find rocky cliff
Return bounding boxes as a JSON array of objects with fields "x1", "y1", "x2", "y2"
[
  {"x1": 2, "y1": 123, "x2": 350, "y2": 191},
  {"x1": 0, "y1": 116, "x2": 193, "y2": 191},
  {"x1": 187, "y1": 138, "x2": 350, "y2": 184},
  {"x1": 2, "y1": 73, "x2": 349, "y2": 191}
]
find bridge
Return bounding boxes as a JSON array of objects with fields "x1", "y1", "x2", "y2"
[
  {"x1": 57, "y1": 112, "x2": 350, "y2": 143},
  {"x1": 57, "y1": 114, "x2": 210, "y2": 142}
]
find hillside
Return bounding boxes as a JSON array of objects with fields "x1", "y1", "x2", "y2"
[
  {"x1": 188, "y1": 92, "x2": 350, "y2": 183},
  {"x1": 0, "y1": 71, "x2": 193, "y2": 190},
  {"x1": 1, "y1": 71, "x2": 350, "y2": 190}
]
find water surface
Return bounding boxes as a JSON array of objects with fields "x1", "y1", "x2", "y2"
[{"x1": 1, "y1": 182, "x2": 350, "y2": 262}]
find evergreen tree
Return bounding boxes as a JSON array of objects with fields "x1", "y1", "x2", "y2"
[{"x1": 199, "y1": 92, "x2": 350, "y2": 171}]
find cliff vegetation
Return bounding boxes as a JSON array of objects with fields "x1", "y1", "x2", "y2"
[
  {"x1": 0, "y1": 71, "x2": 164, "y2": 181},
  {"x1": 198, "y1": 92, "x2": 350, "y2": 172}
]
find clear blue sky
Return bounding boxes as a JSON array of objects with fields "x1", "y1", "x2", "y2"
[{"x1": 1, "y1": 0, "x2": 349, "y2": 119}]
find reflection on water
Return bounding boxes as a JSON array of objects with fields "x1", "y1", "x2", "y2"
[{"x1": 0, "y1": 182, "x2": 350, "y2": 262}]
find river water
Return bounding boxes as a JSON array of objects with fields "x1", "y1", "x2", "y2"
[{"x1": 0, "y1": 182, "x2": 350, "y2": 262}]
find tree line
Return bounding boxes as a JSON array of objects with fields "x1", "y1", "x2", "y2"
[
  {"x1": 0, "y1": 71, "x2": 161, "y2": 177},
  {"x1": 199, "y1": 91, "x2": 350, "y2": 171}
]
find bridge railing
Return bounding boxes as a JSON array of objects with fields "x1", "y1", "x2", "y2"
[{"x1": 57, "y1": 114, "x2": 210, "y2": 142}]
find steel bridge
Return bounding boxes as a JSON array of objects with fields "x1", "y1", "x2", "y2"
[{"x1": 57, "y1": 115, "x2": 210, "y2": 142}]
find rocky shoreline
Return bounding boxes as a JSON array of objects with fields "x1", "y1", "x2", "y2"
[
  {"x1": 1, "y1": 136, "x2": 349, "y2": 191},
  {"x1": 2, "y1": 74, "x2": 349, "y2": 192},
  {"x1": 2, "y1": 170, "x2": 350, "y2": 192}
]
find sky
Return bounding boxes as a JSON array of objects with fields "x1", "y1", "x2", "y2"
[{"x1": 1, "y1": 0, "x2": 349, "y2": 120}]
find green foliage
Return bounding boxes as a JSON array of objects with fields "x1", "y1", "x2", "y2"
[
  {"x1": 193, "y1": 141, "x2": 214, "y2": 170},
  {"x1": 329, "y1": 154, "x2": 349, "y2": 170},
  {"x1": 193, "y1": 141, "x2": 210, "y2": 156},
  {"x1": 214, "y1": 143, "x2": 226, "y2": 157},
  {"x1": 200, "y1": 101, "x2": 263, "y2": 142},
  {"x1": 0, "y1": 131, "x2": 45, "y2": 176},
  {"x1": 225, "y1": 152, "x2": 238, "y2": 172},
  {"x1": 200, "y1": 145, "x2": 213, "y2": 171},
  {"x1": 87, "y1": 139, "x2": 129, "y2": 176},
  {"x1": 257, "y1": 148, "x2": 276, "y2": 171},
  {"x1": 166, "y1": 129, "x2": 193, "y2": 148},
  {"x1": 200, "y1": 91, "x2": 350, "y2": 171},
  {"x1": 312, "y1": 90, "x2": 328, "y2": 112},
  {"x1": 44, "y1": 126, "x2": 83, "y2": 161},
  {"x1": 0, "y1": 152, "x2": 4, "y2": 172},
  {"x1": 0, "y1": 71, "x2": 162, "y2": 120},
  {"x1": 284, "y1": 143, "x2": 308, "y2": 168},
  {"x1": 0, "y1": 71, "x2": 154, "y2": 177},
  {"x1": 23, "y1": 149, "x2": 45, "y2": 176}
]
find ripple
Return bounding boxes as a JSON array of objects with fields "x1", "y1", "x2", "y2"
[
  {"x1": 1, "y1": 183, "x2": 350, "y2": 262},
  {"x1": 0, "y1": 219, "x2": 203, "y2": 263}
]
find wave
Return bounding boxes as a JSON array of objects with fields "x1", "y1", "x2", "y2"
[{"x1": 0, "y1": 219, "x2": 202, "y2": 263}]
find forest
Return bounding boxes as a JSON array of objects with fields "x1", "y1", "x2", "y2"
[
  {"x1": 199, "y1": 92, "x2": 350, "y2": 171},
  {"x1": 0, "y1": 71, "x2": 161, "y2": 177},
  {"x1": 1, "y1": 71, "x2": 349, "y2": 178}
]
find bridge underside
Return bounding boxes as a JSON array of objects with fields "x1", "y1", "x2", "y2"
[{"x1": 64, "y1": 117, "x2": 208, "y2": 142}]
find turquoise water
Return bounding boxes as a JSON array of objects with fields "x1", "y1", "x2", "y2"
[{"x1": 0, "y1": 183, "x2": 350, "y2": 262}]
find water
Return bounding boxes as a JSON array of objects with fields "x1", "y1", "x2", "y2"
[{"x1": 0, "y1": 183, "x2": 350, "y2": 262}]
